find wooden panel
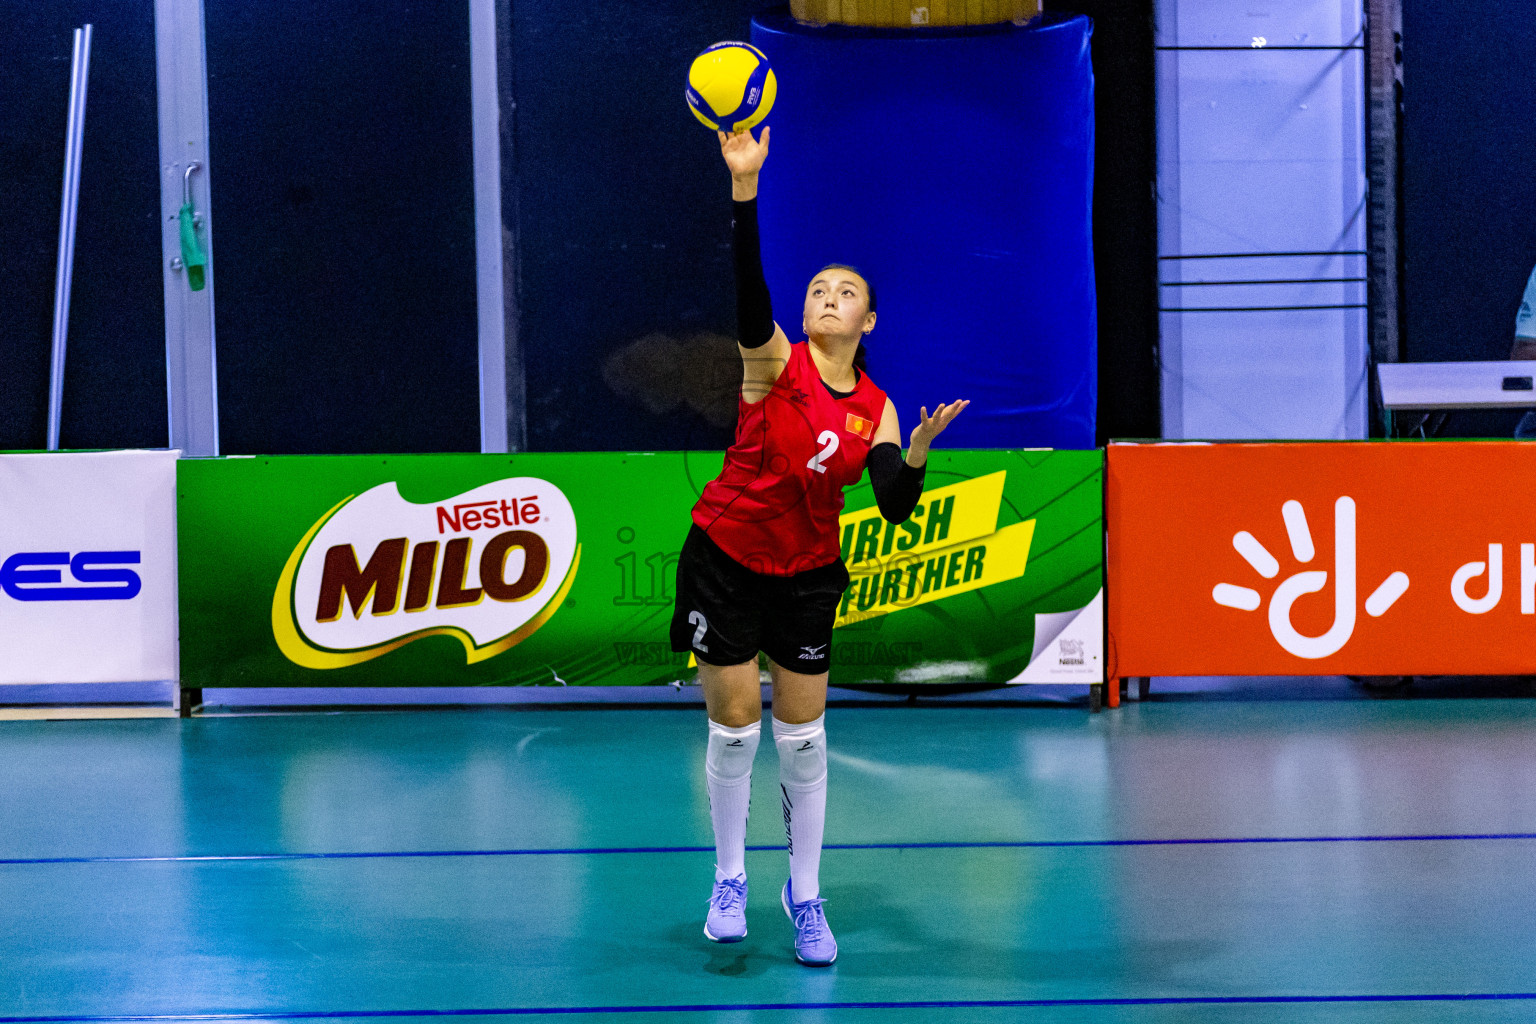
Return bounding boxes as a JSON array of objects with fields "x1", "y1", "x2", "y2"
[{"x1": 789, "y1": 0, "x2": 1023, "y2": 24}]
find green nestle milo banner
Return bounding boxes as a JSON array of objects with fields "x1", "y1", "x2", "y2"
[{"x1": 177, "y1": 451, "x2": 1102, "y2": 688}]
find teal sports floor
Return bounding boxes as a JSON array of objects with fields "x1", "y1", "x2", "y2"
[{"x1": 6, "y1": 698, "x2": 1536, "y2": 1021}]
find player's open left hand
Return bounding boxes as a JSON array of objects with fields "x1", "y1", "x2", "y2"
[
  {"x1": 910, "y1": 400, "x2": 969, "y2": 450},
  {"x1": 719, "y1": 127, "x2": 770, "y2": 179}
]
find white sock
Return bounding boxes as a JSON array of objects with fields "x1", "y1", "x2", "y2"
[
  {"x1": 773, "y1": 714, "x2": 828, "y2": 901},
  {"x1": 706, "y1": 718, "x2": 761, "y2": 882}
]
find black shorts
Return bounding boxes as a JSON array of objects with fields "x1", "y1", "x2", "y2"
[{"x1": 669, "y1": 524, "x2": 850, "y2": 674}]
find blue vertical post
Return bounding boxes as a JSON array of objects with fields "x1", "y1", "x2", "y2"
[{"x1": 751, "y1": 13, "x2": 1097, "y2": 450}]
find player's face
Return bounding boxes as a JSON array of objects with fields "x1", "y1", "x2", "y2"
[{"x1": 802, "y1": 273, "x2": 876, "y2": 341}]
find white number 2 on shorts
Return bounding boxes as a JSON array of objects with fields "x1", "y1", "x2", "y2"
[
  {"x1": 688, "y1": 610, "x2": 709, "y2": 652},
  {"x1": 807, "y1": 430, "x2": 839, "y2": 474}
]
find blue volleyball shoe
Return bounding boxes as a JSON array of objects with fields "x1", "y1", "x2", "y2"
[
  {"x1": 704, "y1": 875, "x2": 749, "y2": 943},
  {"x1": 781, "y1": 879, "x2": 837, "y2": 966}
]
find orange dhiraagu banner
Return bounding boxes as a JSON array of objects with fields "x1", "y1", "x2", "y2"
[{"x1": 1108, "y1": 442, "x2": 1536, "y2": 677}]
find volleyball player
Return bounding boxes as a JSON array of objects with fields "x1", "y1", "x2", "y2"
[{"x1": 669, "y1": 126, "x2": 968, "y2": 966}]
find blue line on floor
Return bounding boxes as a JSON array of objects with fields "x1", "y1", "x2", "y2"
[
  {"x1": 9, "y1": 993, "x2": 1536, "y2": 1020},
  {"x1": 4, "y1": 832, "x2": 1536, "y2": 865}
]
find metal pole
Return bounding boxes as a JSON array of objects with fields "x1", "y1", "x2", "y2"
[
  {"x1": 1366, "y1": 0, "x2": 1404, "y2": 400},
  {"x1": 470, "y1": 0, "x2": 509, "y2": 453},
  {"x1": 48, "y1": 24, "x2": 92, "y2": 451}
]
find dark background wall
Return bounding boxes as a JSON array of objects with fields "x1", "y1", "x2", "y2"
[
  {"x1": 0, "y1": 1, "x2": 165, "y2": 451},
  {"x1": 205, "y1": 0, "x2": 481, "y2": 455},
  {"x1": 1402, "y1": 0, "x2": 1536, "y2": 437},
  {"x1": 1069, "y1": 0, "x2": 1159, "y2": 446},
  {"x1": 512, "y1": 0, "x2": 762, "y2": 454},
  {"x1": 1, "y1": 0, "x2": 1159, "y2": 453}
]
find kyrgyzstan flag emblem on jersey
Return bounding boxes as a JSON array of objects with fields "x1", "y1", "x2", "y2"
[{"x1": 846, "y1": 413, "x2": 874, "y2": 441}]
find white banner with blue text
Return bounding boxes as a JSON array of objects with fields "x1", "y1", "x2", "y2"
[{"x1": 0, "y1": 450, "x2": 179, "y2": 684}]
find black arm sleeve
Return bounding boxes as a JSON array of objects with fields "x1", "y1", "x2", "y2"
[
  {"x1": 867, "y1": 442, "x2": 925, "y2": 523},
  {"x1": 733, "y1": 198, "x2": 774, "y2": 349}
]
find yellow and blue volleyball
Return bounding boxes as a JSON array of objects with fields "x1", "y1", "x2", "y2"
[{"x1": 685, "y1": 42, "x2": 777, "y2": 134}]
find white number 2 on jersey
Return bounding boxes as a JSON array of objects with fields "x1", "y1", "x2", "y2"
[{"x1": 807, "y1": 430, "x2": 839, "y2": 474}]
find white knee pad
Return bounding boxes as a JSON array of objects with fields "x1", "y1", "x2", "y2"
[
  {"x1": 706, "y1": 719, "x2": 761, "y2": 783},
  {"x1": 772, "y1": 715, "x2": 827, "y2": 787}
]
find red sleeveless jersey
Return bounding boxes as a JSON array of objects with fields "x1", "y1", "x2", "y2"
[{"x1": 693, "y1": 341, "x2": 889, "y2": 576}]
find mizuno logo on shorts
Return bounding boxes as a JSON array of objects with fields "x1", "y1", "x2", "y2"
[{"x1": 800, "y1": 644, "x2": 826, "y2": 659}]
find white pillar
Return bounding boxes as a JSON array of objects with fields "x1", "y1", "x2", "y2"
[{"x1": 156, "y1": 0, "x2": 219, "y2": 456}]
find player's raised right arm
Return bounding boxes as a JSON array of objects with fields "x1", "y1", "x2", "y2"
[{"x1": 721, "y1": 128, "x2": 790, "y2": 403}]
